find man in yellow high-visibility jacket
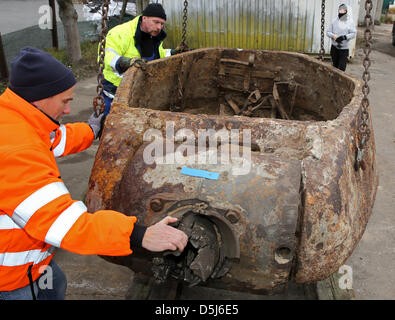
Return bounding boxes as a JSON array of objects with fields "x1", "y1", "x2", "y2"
[{"x1": 101, "y1": 3, "x2": 175, "y2": 115}]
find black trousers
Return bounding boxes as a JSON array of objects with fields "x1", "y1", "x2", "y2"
[{"x1": 330, "y1": 45, "x2": 349, "y2": 71}]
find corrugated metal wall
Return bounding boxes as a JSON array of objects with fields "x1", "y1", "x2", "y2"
[{"x1": 163, "y1": 0, "x2": 360, "y2": 56}]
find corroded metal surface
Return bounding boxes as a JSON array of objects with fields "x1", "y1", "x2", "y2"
[
  {"x1": 86, "y1": 48, "x2": 378, "y2": 293},
  {"x1": 112, "y1": 144, "x2": 301, "y2": 292}
]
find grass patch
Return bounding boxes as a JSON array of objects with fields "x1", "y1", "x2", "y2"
[
  {"x1": 380, "y1": 14, "x2": 395, "y2": 24},
  {"x1": 0, "y1": 40, "x2": 99, "y2": 95},
  {"x1": 44, "y1": 40, "x2": 99, "y2": 80}
]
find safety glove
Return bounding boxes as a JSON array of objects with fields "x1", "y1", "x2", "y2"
[
  {"x1": 335, "y1": 35, "x2": 347, "y2": 43},
  {"x1": 88, "y1": 112, "x2": 106, "y2": 139},
  {"x1": 170, "y1": 48, "x2": 181, "y2": 55},
  {"x1": 118, "y1": 57, "x2": 146, "y2": 72},
  {"x1": 170, "y1": 44, "x2": 190, "y2": 55},
  {"x1": 118, "y1": 56, "x2": 132, "y2": 72}
]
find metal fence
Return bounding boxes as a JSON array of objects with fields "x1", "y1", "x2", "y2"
[{"x1": 163, "y1": 0, "x2": 360, "y2": 56}]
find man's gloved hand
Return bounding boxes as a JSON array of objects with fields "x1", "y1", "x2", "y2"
[
  {"x1": 118, "y1": 56, "x2": 137, "y2": 72},
  {"x1": 88, "y1": 112, "x2": 105, "y2": 139},
  {"x1": 118, "y1": 57, "x2": 145, "y2": 72},
  {"x1": 335, "y1": 35, "x2": 347, "y2": 43},
  {"x1": 118, "y1": 56, "x2": 132, "y2": 72},
  {"x1": 170, "y1": 44, "x2": 189, "y2": 55},
  {"x1": 118, "y1": 57, "x2": 147, "y2": 73},
  {"x1": 170, "y1": 48, "x2": 181, "y2": 56}
]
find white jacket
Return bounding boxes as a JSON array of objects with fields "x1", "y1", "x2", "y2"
[{"x1": 326, "y1": 12, "x2": 356, "y2": 50}]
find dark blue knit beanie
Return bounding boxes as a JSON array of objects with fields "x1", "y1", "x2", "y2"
[
  {"x1": 9, "y1": 47, "x2": 76, "y2": 102},
  {"x1": 142, "y1": 3, "x2": 167, "y2": 20}
]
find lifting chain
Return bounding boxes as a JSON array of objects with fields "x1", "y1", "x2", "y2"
[
  {"x1": 355, "y1": 0, "x2": 373, "y2": 171},
  {"x1": 180, "y1": 0, "x2": 189, "y2": 51},
  {"x1": 93, "y1": 0, "x2": 109, "y2": 116},
  {"x1": 319, "y1": 0, "x2": 326, "y2": 61}
]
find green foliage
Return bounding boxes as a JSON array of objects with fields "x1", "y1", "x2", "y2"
[
  {"x1": 44, "y1": 47, "x2": 69, "y2": 65},
  {"x1": 380, "y1": 14, "x2": 395, "y2": 24}
]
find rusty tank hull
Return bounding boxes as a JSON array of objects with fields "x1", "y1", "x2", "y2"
[{"x1": 86, "y1": 48, "x2": 378, "y2": 294}]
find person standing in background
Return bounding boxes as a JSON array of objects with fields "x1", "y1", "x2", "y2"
[{"x1": 326, "y1": 3, "x2": 357, "y2": 71}]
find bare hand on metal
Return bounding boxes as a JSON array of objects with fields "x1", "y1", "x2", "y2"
[{"x1": 142, "y1": 216, "x2": 188, "y2": 252}]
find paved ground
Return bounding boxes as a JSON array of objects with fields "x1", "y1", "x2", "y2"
[
  {"x1": 0, "y1": 0, "x2": 136, "y2": 35},
  {"x1": 52, "y1": 23, "x2": 395, "y2": 300},
  {"x1": 0, "y1": 0, "x2": 86, "y2": 35},
  {"x1": 345, "y1": 23, "x2": 395, "y2": 300},
  {"x1": 370, "y1": 21, "x2": 395, "y2": 58}
]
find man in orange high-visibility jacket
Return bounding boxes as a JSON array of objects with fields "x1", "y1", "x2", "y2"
[{"x1": 0, "y1": 47, "x2": 188, "y2": 300}]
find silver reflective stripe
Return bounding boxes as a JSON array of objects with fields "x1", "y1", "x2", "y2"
[
  {"x1": 165, "y1": 49, "x2": 172, "y2": 57},
  {"x1": 106, "y1": 48, "x2": 123, "y2": 76},
  {"x1": 113, "y1": 68, "x2": 124, "y2": 79},
  {"x1": 49, "y1": 131, "x2": 56, "y2": 143},
  {"x1": 45, "y1": 201, "x2": 87, "y2": 247},
  {"x1": 13, "y1": 182, "x2": 70, "y2": 228},
  {"x1": 103, "y1": 90, "x2": 115, "y2": 99},
  {"x1": 0, "y1": 214, "x2": 21, "y2": 230},
  {"x1": 110, "y1": 54, "x2": 121, "y2": 70},
  {"x1": 53, "y1": 125, "x2": 67, "y2": 157},
  {"x1": 105, "y1": 47, "x2": 120, "y2": 56},
  {"x1": 0, "y1": 247, "x2": 55, "y2": 267},
  {"x1": 105, "y1": 48, "x2": 124, "y2": 79}
]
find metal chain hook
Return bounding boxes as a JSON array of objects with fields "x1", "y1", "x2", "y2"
[
  {"x1": 180, "y1": 0, "x2": 189, "y2": 51},
  {"x1": 319, "y1": 0, "x2": 326, "y2": 61},
  {"x1": 355, "y1": 0, "x2": 373, "y2": 171},
  {"x1": 93, "y1": 0, "x2": 110, "y2": 117}
]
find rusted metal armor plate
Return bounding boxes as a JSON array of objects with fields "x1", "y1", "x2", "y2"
[
  {"x1": 86, "y1": 48, "x2": 378, "y2": 292},
  {"x1": 110, "y1": 143, "x2": 302, "y2": 293}
]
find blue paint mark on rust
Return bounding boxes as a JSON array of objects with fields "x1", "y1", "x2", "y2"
[{"x1": 180, "y1": 167, "x2": 220, "y2": 180}]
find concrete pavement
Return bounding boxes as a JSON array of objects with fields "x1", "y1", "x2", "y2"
[{"x1": 345, "y1": 23, "x2": 395, "y2": 300}]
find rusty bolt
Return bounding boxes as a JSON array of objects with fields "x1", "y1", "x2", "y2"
[
  {"x1": 225, "y1": 210, "x2": 240, "y2": 224},
  {"x1": 274, "y1": 247, "x2": 292, "y2": 265},
  {"x1": 150, "y1": 199, "x2": 164, "y2": 212}
]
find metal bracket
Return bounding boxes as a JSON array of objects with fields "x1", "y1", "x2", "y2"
[{"x1": 354, "y1": 136, "x2": 367, "y2": 171}]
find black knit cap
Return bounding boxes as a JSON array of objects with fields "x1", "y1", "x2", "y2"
[
  {"x1": 339, "y1": 4, "x2": 348, "y2": 11},
  {"x1": 142, "y1": 3, "x2": 167, "y2": 20},
  {"x1": 9, "y1": 47, "x2": 76, "y2": 102}
]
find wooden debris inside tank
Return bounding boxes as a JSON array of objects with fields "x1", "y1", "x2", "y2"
[{"x1": 216, "y1": 55, "x2": 309, "y2": 120}]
